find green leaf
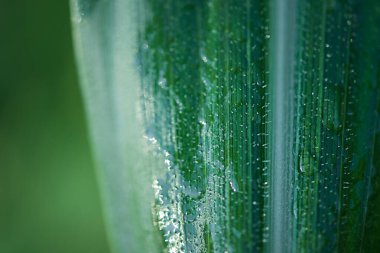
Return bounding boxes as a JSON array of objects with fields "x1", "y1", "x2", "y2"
[
  {"x1": 70, "y1": 1, "x2": 160, "y2": 252},
  {"x1": 71, "y1": 0, "x2": 380, "y2": 252}
]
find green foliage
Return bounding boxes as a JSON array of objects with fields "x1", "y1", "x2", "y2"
[
  {"x1": 0, "y1": 0, "x2": 109, "y2": 252},
  {"x1": 71, "y1": 0, "x2": 380, "y2": 252}
]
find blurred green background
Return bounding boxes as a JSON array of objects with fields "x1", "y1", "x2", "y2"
[{"x1": 0, "y1": 0, "x2": 110, "y2": 252}]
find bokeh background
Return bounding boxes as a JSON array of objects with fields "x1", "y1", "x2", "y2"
[{"x1": 0, "y1": 0, "x2": 111, "y2": 252}]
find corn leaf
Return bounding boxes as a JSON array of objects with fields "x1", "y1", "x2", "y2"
[{"x1": 71, "y1": 0, "x2": 380, "y2": 252}]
